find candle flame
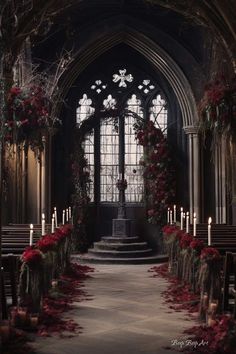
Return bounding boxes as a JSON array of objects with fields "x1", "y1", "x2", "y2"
[
  {"x1": 30, "y1": 224, "x2": 33, "y2": 229},
  {"x1": 180, "y1": 207, "x2": 183, "y2": 212},
  {"x1": 193, "y1": 212, "x2": 196, "y2": 218},
  {"x1": 42, "y1": 213, "x2": 45, "y2": 219},
  {"x1": 208, "y1": 217, "x2": 212, "y2": 224}
]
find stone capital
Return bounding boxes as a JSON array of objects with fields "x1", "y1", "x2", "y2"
[{"x1": 183, "y1": 125, "x2": 199, "y2": 135}]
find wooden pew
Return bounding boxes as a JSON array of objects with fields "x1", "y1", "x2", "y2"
[{"x1": 222, "y1": 252, "x2": 236, "y2": 318}]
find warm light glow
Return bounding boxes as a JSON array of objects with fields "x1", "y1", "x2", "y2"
[
  {"x1": 208, "y1": 217, "x2": 212, "y2": 225},
  {"x1": 30, "y1": 224, "x2": 33, "y2": 229},
  {"x1": 193, "y1": 212, "x2": 196, "y2": 218},
  {"x1": 42, "y1": 213, "x2": 45, "y2": 219}
]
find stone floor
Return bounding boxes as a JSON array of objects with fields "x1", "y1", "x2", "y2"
[{"x1": 34, "y1": 264, "x2": 199, "y2": 354}]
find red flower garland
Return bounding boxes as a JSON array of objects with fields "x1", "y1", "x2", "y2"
[
  {"x1": 189, "y1": 239, "x2": 204, "y2": 253},
  {"x1": 179, "y1": 233, "x2": 194, "y2": 249},
  {"x1": 135, "y1": 121, "x2": 175, "y2": 224},
  {"x1": 21, "y1": 247, "x2": 43, "y2": 266},
  {"x1": 36, "y1": 235, "x2": 57, "y2": 253},
  {"x1": 200, "y1": 247, "x2": 221, "y2": 261}
]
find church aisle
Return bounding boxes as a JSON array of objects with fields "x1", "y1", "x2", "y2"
[{"x1": 34, "y1": 264, "x2": 198, "y2": 354}]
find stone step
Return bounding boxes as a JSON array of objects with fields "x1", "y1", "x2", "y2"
[
  {"x1": 101, "y1": 236, "x2": 140, "y2": 243},
  {"x1": 72, "y1": 253, "x2": 168, "y2": 265},
  {"x1": 87, "y1": 248, "x2": 153, "y2": 258},
  {"x1": 93, "y1": 241, "x2": 149, "y2": 251}
]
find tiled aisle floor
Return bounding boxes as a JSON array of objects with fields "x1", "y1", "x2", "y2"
[{"x1": 34, "y1": 264, "x2": 198, "y2": 354}]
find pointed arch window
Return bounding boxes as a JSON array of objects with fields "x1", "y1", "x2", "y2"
[{"x1": 76, "y1": 70, "x2": 169, "y2": 204}]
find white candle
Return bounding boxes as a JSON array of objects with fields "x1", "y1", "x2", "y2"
[
  {"x1": 167, "y1": 208, "x2": 170, "y2": 223},
  {"x1": 51, "y1": 213, "x2": 55, "y2": 233},
  {"x1": 173, "y1": 205, "x2": 176, "y2": 223},
  {"x1": 193, "y1": 212, "x2": 197, "y2": 237},
  {"x1": 66, "y1": 208, "x2": 69, "y2": 222},
  {"x1": 208, "y1": 217, "x2": 212, "y2": 246},
  {"x1": 62, "y1": 210, "x2": 65, "y2": 224},
  {"x1": 30, "y1": 224, "x2": 33, "y2": 246},
  {"x1": 186, "y1": 211, "x2": 189, "y2": 233},
  {"x1": 42, "y1": 213, "x2": 45, "y2": 236},
  {"x1": 170, "y1": 210, "x2": 173, "y2": 225},
  {"x1": 180, "y1": 207, "x2": 183, "y2": 230},
  {"x1": 69, "y1": 206, "x2": 71, "y2": 219},
  {"x1": 54, "y1": 207, "x2": 58, "y2": 228}
]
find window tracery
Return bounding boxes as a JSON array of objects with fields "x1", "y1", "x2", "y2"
[{"x1": 76, "y1": 69, "x2": 168, "y2": 203}]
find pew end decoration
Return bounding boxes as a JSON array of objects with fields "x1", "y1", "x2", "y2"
[
  {"x1": 19, "y1": 224, "x2": 73, "y2": 313},
  {"x1": 162, "y1": 223, "x2": 222, "y2": 324}
]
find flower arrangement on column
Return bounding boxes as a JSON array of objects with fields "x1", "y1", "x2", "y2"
[
  {"x1": 198, "y1": 74, "x2": 236, "y2": 144},
  {"x1": 71, "y1": 134, "x2": 91, "y2": 252},
  {"x1": 134, "y1": 120, "x2": 175, "y2": 224},
  {"x1": 5, "y1": 84, "x2": 60, "y2": 153}
]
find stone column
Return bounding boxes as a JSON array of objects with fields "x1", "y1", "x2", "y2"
[
  {"x1": 184, "y1": 126, "x2": 200, "y2": 222},
  {"x1": 214, "y1": 137, "x2": 226, "y2": 223},
  {"x1": 41, "y1": 136, "x2": 46, "y2": 216}
]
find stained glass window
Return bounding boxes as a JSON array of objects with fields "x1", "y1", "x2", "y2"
[
  {"x1": 125, "y1": 94, "x2": 144, "y2": 202},
  {"x1": 76, "y1": 94, "x2": 95, "y2": 126},
  {"x1": 82, "y1": 131, "x2": 94, "y2": 202},
  {"x1": 100, "y1": 95, "x2": 119, "y2": 202},
  {"x1": 76, "y1": 74, "x2": 169, "y2": 204},
  {"x1": 149, "y1": 94, "x2": 168, "y2": 134}
]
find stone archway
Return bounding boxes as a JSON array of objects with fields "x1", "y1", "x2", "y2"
[{"x1": 56, "y1": 26, "x2": 200, "y2": 220}]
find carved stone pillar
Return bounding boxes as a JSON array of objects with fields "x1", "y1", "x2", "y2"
[
  {"x1": 41, "y1": 136, "x2": 46, "y2": 215},
  {"x1": 214, "y1": 137, "x2": 226, "y2": 223},
  {"x1": 184, "y1": 126, "x2": 200, "y2": 222}
]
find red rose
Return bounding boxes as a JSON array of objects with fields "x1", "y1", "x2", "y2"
[{"x1": 22, "y1": 247, "x2": 43, "y2": 265}]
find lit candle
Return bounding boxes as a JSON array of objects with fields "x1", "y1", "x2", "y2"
[
  {"x1": 54, "y1": 207, "x2": 58, "y2": 228},
  {"x1": 180, "y1": 207, "x2": 183, "y2": 230},
  {"x1": 29, "y1": 224, "x2": 33, "y2": 246},
  {"x1": 42, "y1": 213, "x2": 45, "y2": 236},
  {"x1": 183, "y1": 212, "x2": 186, "y2": 230},
  {"x1": 193, "y1": 212, "x2": 197, "y2": 237},
  {"x1": 170, "y1": 210, "x2": 173, "y2": 225},
  {"x1": 62, "y1": 210, "x2": 65, "y2": 224},
  {"x1": 167, "y1": 207, "x2": 170, "y2": 224},
  {"x1": 208, "y1": 217, "x2": 212, "y2": 246},
  {"x1": 186, "y1": 211, "x2": 189, "y2": 233},
  {"x1": 69, "y1": 206, "x2": 71, "y2": 219},
  {"x1": 66, "y1": 208, "x2": 69, "y2": 222},
  {"x1": 173, "y1": 205, "x2": 176, "y2": 223},
  {"x1": 51, "y1": 213, "x2": 55, "y2": 233}
]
